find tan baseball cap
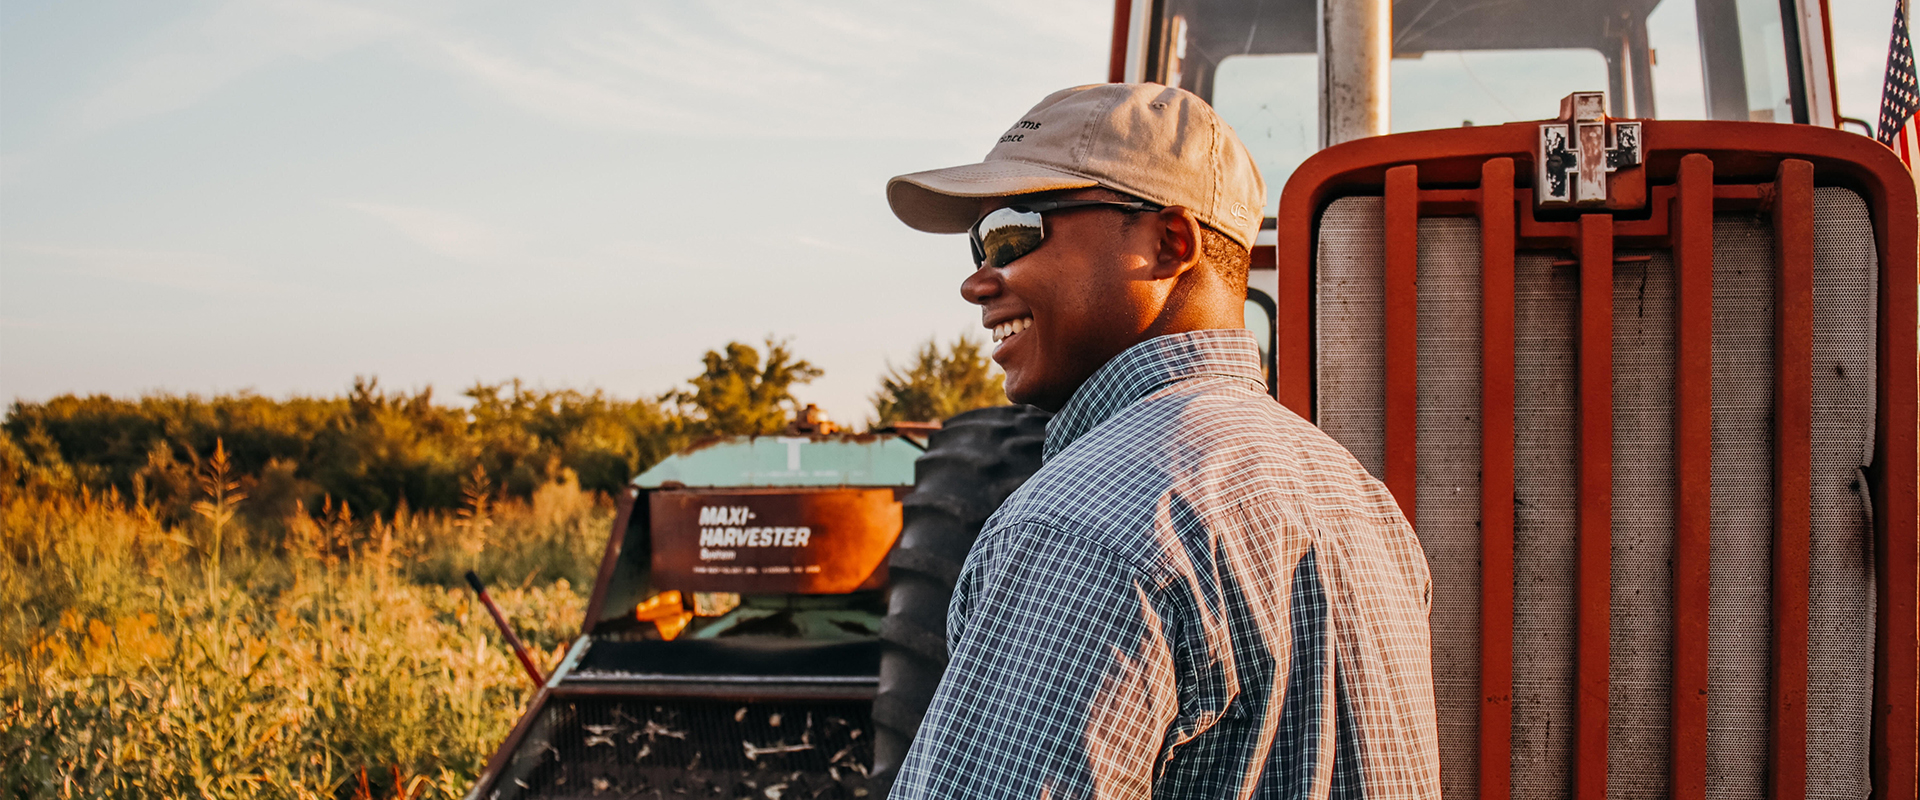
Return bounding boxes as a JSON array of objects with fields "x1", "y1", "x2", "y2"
[{"x1": 887, "y1": 83, "x2": 1266, "y2": 249}]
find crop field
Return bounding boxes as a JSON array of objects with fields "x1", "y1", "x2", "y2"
[
  {"x1": 0, "y1": 338, "x2": 1000, "y2": 798},
  {"x1": 1, "y1": 468, "x2": 609, "y2": 799}
]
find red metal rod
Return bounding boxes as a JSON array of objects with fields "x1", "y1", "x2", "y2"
[
  {"x1": 1870, "y1": 124, "x2": 1919, "y2": 800},
  {"x1": 1275, "y1": 174, "x2": 1313, "y2": 416},
  {"x1": 1670, "y1": 153, "x2": 1714, "y2": 800},
  {"x1": 1477, "y1": 157, "x2": 1516, "y2": 800},
  {"x1": 1384, "y1": 164, "x2": 1420, "y2": 520},
  {"x1": 1107, "y1": 0, "x2": 1131, "y2": 83},
  {"x1": 466, "y1": 570, "x2": 547, "y2": 688},
  {"x1": 1574, "y1": 213, "x2": 1613, "y2": 800},
  {"x1": 1768, "y1": 158, "x2": 1814, "y2": 800}
]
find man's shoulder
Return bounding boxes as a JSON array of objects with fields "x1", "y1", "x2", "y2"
[
  {"x1": 1054, "y1": 375, "x2": 1328, "y2": 475},
  {"x1": 985, "y1": 382, "x2": 1325, "y2": 557},
  {"x1": 1007, "y1": 379, "x2": 1390, "y2": 528}
]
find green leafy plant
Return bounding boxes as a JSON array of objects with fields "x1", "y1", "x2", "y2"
[
  {"x1": 872, "y1": 334, "x2": 1006, "y2": 426},
  {"x1": 664, "y1": 337, "x2": 823, "y2": 436}
]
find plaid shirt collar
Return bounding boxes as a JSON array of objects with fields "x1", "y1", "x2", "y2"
[{"x1": 1043, "y1": 328, "x2": 1267, "y2": 461}]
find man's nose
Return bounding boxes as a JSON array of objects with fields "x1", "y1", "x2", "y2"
[{"x1": 960, "y1": 264, "x2": 1001, "y2": 306}]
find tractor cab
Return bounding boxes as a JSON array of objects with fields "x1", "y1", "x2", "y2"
[
  {"x1": 464, "y1": 3, "x2": 1914, "y2": 798},
  {"x1": 1109, "y1": 0, "x2": 1914, "y2": 797},
  {"x1": 1137, "y1": 0, "x2": 1846, "y2": 394}
]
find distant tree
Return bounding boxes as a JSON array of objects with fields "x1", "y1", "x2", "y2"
[
  {"x1": 666, "y1": 338, "x2": 823, "y2": 436},
  {"x1": 871, "y1": 334, "x2": 1005, "y2": 426},
  {"x1": 466, "y1": 379, "x2": 686, "y2": 497},
  {"x1": 1, "y1": 340, "x2": 835, "y2": 515}
]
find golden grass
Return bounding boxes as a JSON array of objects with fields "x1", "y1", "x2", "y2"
[{"x1": 2, "y1": 472, "x2": 611, "y2": 799}]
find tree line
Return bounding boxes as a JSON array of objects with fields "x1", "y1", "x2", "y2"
[{"x1": 2, "y1": 335, "x2": 1002, "y2": 523}]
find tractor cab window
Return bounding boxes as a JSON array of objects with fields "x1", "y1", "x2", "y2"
[{"x1": 1149, "y1": 0, "x2": 1812, "y2": 211}]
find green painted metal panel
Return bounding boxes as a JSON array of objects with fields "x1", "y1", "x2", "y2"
[{"x1": 632, "y1": 435, "x2": 920, "y2": 488}]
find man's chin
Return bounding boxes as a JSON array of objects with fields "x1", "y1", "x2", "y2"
[
  {"x1": 1003, "y1": 375, "x2": 1067, "y2": 413},
  {"x1": 1001, "y1": 373, "x2": 1038, "y2": 408}
]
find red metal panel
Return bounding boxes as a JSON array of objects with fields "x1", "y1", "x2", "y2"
[
  {"x1": 1276, "y1": 201, "x2": 1312, "y2": 417},
  {"x1": 650, "y1": 488, "x2": 900, "y2": 594},
  {"x1": 1869, "y1": 142, "x2": 1920, "y2": 800},
  {"x1": 1576, "y1": 213, "x2": 1613, "y2": 800},
  {"x1": 581, "y1": 486, "x2": 640, "y2": 634},
  {"x1": 1107, "y1": 0, "x2": 1130, "y2": 84},
  {"x1": 1384, "y1": 165, "x2": 1420, "y2": 519},
  {"x1": 1670, "y1": 153, "x2": 1714, "y2": 800},
  {"x1": 1272, "y1": 120, "x2": 1917, "y2": 793},
  {"x1": 1477, "y1": 158, "x2": 1516, "y2": 800},
  {"x1": 1769, "y1": 158, "x2": 1815, "y2": 800}
]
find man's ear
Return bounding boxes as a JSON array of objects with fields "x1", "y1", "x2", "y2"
[{"x1": 1150, "y1": 206, "x2": 1205, "y2": 280}]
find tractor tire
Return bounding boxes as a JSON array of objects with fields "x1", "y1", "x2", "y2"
[{"x1": 871, "y1": 404, "x2": 1051, "y2": 794}]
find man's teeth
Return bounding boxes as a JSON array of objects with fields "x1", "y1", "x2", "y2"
[{"x1": 991, "y1": 317, "x2": 1032, "y2": 343}]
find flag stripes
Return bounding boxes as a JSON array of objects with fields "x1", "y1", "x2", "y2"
[{"x1": 1878, "y1": 0, "x2": 1919, "y2": 170}]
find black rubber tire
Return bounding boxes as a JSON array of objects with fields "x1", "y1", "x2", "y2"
[{"x1": 871, "y1": 405, "x2": 1051, "y2": 793}]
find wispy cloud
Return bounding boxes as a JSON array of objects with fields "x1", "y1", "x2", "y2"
[
  {"x1": 431, "y1": 37, "x2": 711, "y2": 132},
  {"x1": 72, "y1": 0, "x2": 418, "y2": 132},
  {"x1": 419, "y1": 0, "x2": 1106, "y2": 139},
  {"x1": 51, "y1": 0, "x2": 1105, "y2": 142},
  {"x1": 5, "y1": 242, "x2": 291, "y2": 295},
  {"x1": 341, "y1": 201, "x2": 508, "y2": 261}
]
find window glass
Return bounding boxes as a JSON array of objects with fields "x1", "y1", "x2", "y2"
[
  {"x1": 1647, "y1": 0, "x2": 1708, "y2": 119},
  {"x1": 1213, "y1": 49, "x2": 1607, "y2": 214},
  {"x1": 1391, "y1": 50, "x2": 1610, "y2": 132},
  {"x1": 1212, "y1": 54, "x2": 1317, "y2": 215},
  {"x1": 1169, "y1": 0, "x2": 1803, "y2": 207},
  {"x1": 1732, "y1": 0, "x2": 1795, "y2": 122}
]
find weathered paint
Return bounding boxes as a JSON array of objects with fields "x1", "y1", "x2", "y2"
[
  {"x1": 1274, "y1": 113, "x2": 1916, "y2": 800},
  {"x1": 650, "y1": 488, "x2": 901, "y2": 594}
]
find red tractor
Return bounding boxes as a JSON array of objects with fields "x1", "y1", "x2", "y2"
[{"x1": 470, "y1": 1, "x2": 1917, "y2": 797}]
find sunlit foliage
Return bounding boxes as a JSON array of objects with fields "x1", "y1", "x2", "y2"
[
  {"x1": 0, "y1": 468, "x2": 603, "y2": 799},
  {"x1": 0, "y1": 335, "x2": 1022, "y2": 797},
  {"x1": 664, "y1": 337, "x2": 823, "y2": 436},
  {"x1": 871, "y1": 334, "x2": 1005, "y2": 426}
]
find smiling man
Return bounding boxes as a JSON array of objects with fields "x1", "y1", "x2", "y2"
[{"x1": 884, "y1": 84, "x2": 1439, "y2": 799}]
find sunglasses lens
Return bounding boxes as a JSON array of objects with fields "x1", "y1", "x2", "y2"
[{"x1": 973, "y1": 207, "x2": 1044, "y2": 269}]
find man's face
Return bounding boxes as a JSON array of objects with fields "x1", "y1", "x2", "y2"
[{"x1": 961, "y1": 188, "x2": 1162, "y2": 412}]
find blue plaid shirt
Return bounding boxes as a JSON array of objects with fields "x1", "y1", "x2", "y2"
[{"x1": 892, "y1": 329, "x2": 1441, "y2": 799}]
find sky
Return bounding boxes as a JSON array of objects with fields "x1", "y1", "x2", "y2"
[
  {"x1": 0, "y1": 0, "x2": 1114, "y2": 424},
  {"x1": 0, "y1": 0, "x2": 1907, "y2": 425}
]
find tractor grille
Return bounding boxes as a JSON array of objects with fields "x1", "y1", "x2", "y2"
[
  {"x1": 1314, "y1": 184, "x2": 1879, "y2": 799},
  {"x1": 492, "y1": 697, "x2": 873, "y2": 799}
]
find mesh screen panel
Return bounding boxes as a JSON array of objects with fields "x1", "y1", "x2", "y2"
[
  {"x1": 1704, "y1": 216, "x2": 1773, "y2": 795},
  {"x1": 1317, "y1": 199, "x2": 1387, "y2": 475},
  {"x1": 1608, "y1": 248, "x2": 1674, "y2": 800},
  {"x1": 1415, "y1": 218, "x2": 1486, "y2": 800},
  {"x1": 492, "y1": 697, "x2": 873, "y2": 799},
  {"x1": 1312, "y1": 186, "x2": 1878, "y2": 798},
  {"x1": 1316, "y1": 204, "x2": 1487, "y2": 798},
  {"x1": 1806, "y1": 187, "x2": 1878, "y2": 800},
  {"x1": 1507, "y1": 249, "x2": 1580, "y2": 799}
]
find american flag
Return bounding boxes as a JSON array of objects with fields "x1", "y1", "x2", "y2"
[{"x1": 1878, "y1": 0, "x2": 1919, "y2": 167}]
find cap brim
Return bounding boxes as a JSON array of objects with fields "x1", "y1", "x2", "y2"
[{"x1": 886, "y1": 160, "x2": 1100, "y2": 234}]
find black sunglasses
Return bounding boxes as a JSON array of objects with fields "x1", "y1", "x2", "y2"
[{"x1": 967, "y1": 198, "x2": 1163, "y2": 270}]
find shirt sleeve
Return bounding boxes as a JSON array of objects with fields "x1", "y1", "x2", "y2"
[{"x1": 891, "y1": 522, "x2": 1183, "y2": 799}]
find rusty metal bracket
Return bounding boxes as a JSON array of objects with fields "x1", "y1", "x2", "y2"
[{"x1": 1537, "y1": 91, "x2": 1643, "y2": 208}]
